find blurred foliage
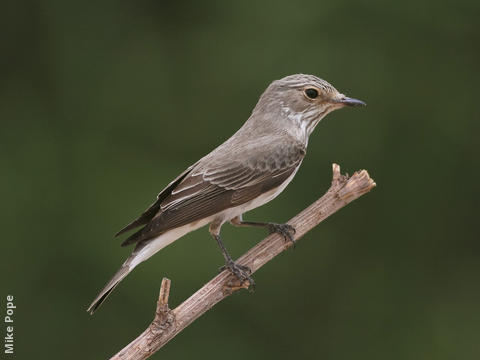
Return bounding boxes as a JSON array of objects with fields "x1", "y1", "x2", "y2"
[{"x1": 1, "y1": 0, "x2": 479, "y2": 359}]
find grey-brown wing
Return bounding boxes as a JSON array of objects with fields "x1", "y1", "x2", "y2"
[
  {"x1": 115, "y1": 163, "x2": 197, "y2": 237},
  {"x1": 121, "y1": 142, "x2": 305, "y2": 246}
]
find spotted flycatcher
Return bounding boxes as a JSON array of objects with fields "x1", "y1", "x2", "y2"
[{"x1": 87, "y1": 74, "x2": 365, "y2": 313}]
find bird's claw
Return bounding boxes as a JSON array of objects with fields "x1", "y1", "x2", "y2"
[
  {"x1": 268, "y1": 223, "x2": 296, "y2": 248},
  {"x1": 219, "y1": 260, "x2": 255, "y2": 289}
]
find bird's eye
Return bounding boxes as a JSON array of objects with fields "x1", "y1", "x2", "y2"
[{"x1": 304, "y1": 88, "x2": 318, "y2": 99}]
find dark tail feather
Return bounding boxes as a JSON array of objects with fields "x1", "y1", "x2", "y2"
[
  {"x1": 115, "y1": 167, "x2": 194, "y2": 237},
  {"x1": 87, "y1": 264, "x2": 131, "y2": 314}
]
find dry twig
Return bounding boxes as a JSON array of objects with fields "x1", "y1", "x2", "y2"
[{"x1": 110, "y1": 164, "x2": 376, "y2": 360}]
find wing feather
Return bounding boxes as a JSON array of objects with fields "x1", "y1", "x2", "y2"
[
  {"x1": 120, "y1": 139, "x2": 306, "y2": 246},
  {"x1": 115, "y1": 164, "x2": 196, "y2": 237}
]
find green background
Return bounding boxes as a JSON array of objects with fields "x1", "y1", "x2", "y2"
[{"x1": 2, "y1": 1, "x2": 479, "y2": 359}]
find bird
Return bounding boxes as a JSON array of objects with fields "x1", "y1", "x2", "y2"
[{"x1": 87, "y1": 74, "x2": 365, "y2": 314}]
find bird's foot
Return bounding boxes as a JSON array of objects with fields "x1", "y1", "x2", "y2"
[
  {"x1": 219, "y1": 260, "x2": 255, "y2": 289},
  {"x1": 267, "y1": 223, "x2": 296, "y2": 247}
]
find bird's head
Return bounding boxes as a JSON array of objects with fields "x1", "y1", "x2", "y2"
[{"x1": 252, "y1": 74, "x2": 365, "y2": 139}]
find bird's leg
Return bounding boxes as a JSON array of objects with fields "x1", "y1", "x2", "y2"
[
  {"x1": 209, "y1": 221, "x2": 255, "y2": 287},
  {"x1": 230, "y1": 215, "x2": 296, "y2": 247}
]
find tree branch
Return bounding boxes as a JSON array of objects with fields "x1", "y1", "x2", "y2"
[{"x1": 110, "y1": 164, "x2": 376, "y2": 360}]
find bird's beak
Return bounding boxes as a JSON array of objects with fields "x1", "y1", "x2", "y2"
[{"x1": 338, "y1": 96, "x2": 366, "y2": 107}]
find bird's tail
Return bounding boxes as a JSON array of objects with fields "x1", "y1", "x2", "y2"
[
  {"x1": 87, "y1": 229, "x2": 183, "y2": 314},
  {"x1": 87, "y1": 259, "x2": 133, "y2": 315}
]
